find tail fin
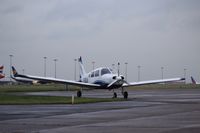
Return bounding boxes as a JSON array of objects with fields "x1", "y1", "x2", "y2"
[
  {"x1": 12, "y1": 66, "x2": 18, "y2": 77},
  {"x1": 0, "y1": 65, "x2": 4, "y2": 73},
  {"x1": 191, "y1": 76, "x2": 196, "y2": 84},
  {"x1": 0, "y1": 65, "x2": 5, "y2": 79},
  {"x1": 78, "y1": 56, "x2": 86, "y2": 80},
  {"x1": 0, "y1": 74, "x2": 5, "y2": 79}
]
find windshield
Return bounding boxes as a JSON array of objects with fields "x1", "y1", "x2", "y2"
[{"x1": 101, "y1": 68, "x2": 111, "y2": 76}]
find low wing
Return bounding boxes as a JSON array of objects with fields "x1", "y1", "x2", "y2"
[
  {"x1": 123, "y1": 78, "x2": 185, "y2": 87},
  {"x1": 12, "y1": 66, "x2": 100, "y2": 88}
]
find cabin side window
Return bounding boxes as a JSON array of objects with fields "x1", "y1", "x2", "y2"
[
  {"x1": 91, "y1": 72, "x2": 95, "y2": 77},
  {"x1": 95, "y1": 70, "x2": 99, "y2": 77}
]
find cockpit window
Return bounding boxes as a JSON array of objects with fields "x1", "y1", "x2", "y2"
[
  {"x1": 101, "y1": 68, "x2": 111, "y2": 76},
  {"x1": 109, "y1": 68, "x2": 113, "y2": 72}
]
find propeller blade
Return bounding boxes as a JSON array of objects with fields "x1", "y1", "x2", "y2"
[
  {"x1": 107, "y1": 79, "x2": 118, "y2": 88},
  {"x1": 107, "y1": 78, "x2": 128, "y2": 88}
]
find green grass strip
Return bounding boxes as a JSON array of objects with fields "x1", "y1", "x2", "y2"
[
  {"x1": 0, "y1": 94, "x2": 124, "y2": 105},
  {"x1": 0, "y1": 84, "x2": 66, "y2": 93}
]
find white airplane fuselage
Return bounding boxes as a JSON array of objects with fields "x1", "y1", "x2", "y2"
[{"x1": 80, "y1": 67, "x2": 125, "y2": 89}]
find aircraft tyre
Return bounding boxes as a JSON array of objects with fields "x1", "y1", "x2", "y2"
[
  {"x1": 123, "y1": 91, "x2": 128, "y2": 99},
  {"x1": 77, "y1": 90, "x2": 82, "y2": 97},
  {"x1": 113, "y1": 92, "x2": 117, "y2": 98}
]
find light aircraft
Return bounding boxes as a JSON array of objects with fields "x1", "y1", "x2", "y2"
[
  {"x1": 191, "y1": 76, "x2": 200, "y2": 85},
  {"x1": 12, "y1": 57, "x2": 185, "y2": 99},
  {"x1": 0, "y1": 65, "x2": 5, "y2": 79}
]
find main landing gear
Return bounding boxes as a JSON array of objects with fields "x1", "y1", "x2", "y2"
[
  {"x1": 123, "y1": 91, "x2": 128, "y2": 99},
  {"x1": 121, "y1": 87, "x2": 128, "y2": 99},
  {"x1": 77, "y1": 90, "x2": 82, "y2": 97}
]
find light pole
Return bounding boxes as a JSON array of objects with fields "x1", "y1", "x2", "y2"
[
  {"x1": 9, "y1": 55, "x2": 13, "y2": 83},
  {"x1": 112, "y1": 64, "x2": 115, "y2": 72},
  {"x1": 138, "y1": 65, "x2": 141, "y2": 82},
  {"x1": 161, "y1": 67, "x2": 164, "y2": 80},
  {"x1": 117, "y1": 62, "x2": 120, "y2": 76},
  {"x1": 53, "y1": 59, "x2": 58, "y2": 78},
  {"x1": 44, "y1": 57, "x2": 47, "y2": 77},
  {"x1": 74, "y1": 59, "x2": 77, "y2": 81},
  {"x1": 92, "y1": 61, "x2": 95, "y2": 71},
  {"x1": 125, "y1": 62, "x2": 128, "y2": 81},
  {"x1": 184, "y1": 68, "x2": 187, "y2": 84},
  {"x1": 22, "y1": 69, "x2": 25, "y2": 74}
]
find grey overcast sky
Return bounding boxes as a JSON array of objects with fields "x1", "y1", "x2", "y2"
[{"x1": 0, "y1": 0, "x2": 200, "y2": 82}]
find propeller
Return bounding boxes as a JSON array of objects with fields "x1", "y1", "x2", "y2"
[
  {"x1": 117, "y1": 62, "x2": 130, "y2": 85},
  {"x1": 107, "y1": 62, "x2": 129, "y2": 88}
]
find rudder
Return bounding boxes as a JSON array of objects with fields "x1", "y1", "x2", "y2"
[{"x1": 78, "y1": 56, "x2": 86, "y2": 81}]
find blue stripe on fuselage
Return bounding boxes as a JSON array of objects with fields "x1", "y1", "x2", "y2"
[
  {"x1": 93, "y1": 80, "x2": 108, "y2": 87},
  {"x1": 93, "y1": 80, "x2": 122, "y2": 89}
]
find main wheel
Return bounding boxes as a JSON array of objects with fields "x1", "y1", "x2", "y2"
[
  {"x1": 113, "y1": 92, "x2": 117, "y2": 98},
  {"x1": 123, "y1": 91, "x2": 128, "y2": 99},
  {"x1": 77, "y1": 90, "x2": 82, "y2": 97}
]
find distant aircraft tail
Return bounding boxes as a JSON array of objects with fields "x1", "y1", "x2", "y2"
[
  {"x1": 12, "y1": 66, "x2": 18, "y2": 77},
  {"x1": 191, "y1": 76, "x2": 196, "y2": 84},
  {"x1": 78, "y1": 56, "x2": 86, "y2": 81},
  {"x1": 0, "y1": 65, "x2": 5, "y2": 79},
  {"x1": 0, "y1": 73, "x2": 5, "y2": 79},
  {"x1": 0, "y1": 65, "x2": 4, "y2": 73},
  {"x1": 0, "y1": 74, "x2": 5, "y2": 79}
]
